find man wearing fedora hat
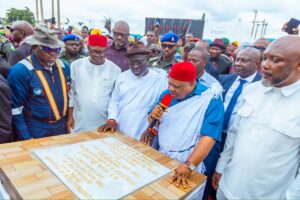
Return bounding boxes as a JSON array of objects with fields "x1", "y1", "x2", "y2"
[
  {"x1": 67, "y1": 33, "x2": 120, "y2": 133},
  {"x1": 208, "y1": 38, "x2": 232, "y2": 75},
  {"x1": 7, "y1": 26, "x2": 69, "y2": 140},
  {"x1": 98, "y1": 41, "x2": 167, "y2": 140}
]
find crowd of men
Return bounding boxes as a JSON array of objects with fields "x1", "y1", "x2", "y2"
[{"x1": 0, "y1": 19, "x2": 299, "y2": 199}]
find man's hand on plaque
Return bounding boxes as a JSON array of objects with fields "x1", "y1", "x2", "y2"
[
  {"x1": 97, "y1": 119, "x2": 117, "y2": 133},
  {"x1": 140, "y1": 129, "x2": 155, "y2": 146},
  {"x1": 170, "y1": 164, "x2": 192, "y2": 189}
]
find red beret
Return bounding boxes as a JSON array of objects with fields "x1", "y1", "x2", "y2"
[
  {"x1": 88, "y1": 34, "x2": 107, "y2": 47},
  {"x1": 169, "y1": 61, "x2": 197, "y2": 82}
]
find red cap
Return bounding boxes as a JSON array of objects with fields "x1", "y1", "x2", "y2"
[
  {"x1": 88, "y1": 34, "x2": 107, "y2": 47},
  {"x1": 169, "y1": 61, "x2": 197, "y2": 82},
  {"x1": 160, "y1": 94, "x2": 172, "y2": 108}
]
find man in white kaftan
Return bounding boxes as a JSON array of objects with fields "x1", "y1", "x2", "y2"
[
  {"x1": 98, "y1": 41, "x2": 168, "y2": 140},
  {"x1": 67, "y1": 34, "x2": 120, "y2": 133}
]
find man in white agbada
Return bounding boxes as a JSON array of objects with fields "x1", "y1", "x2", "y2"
[
  {"x1": 140, "y1": 61, "x2": 224, "y2": 196},
  {"x1": 97, "y1": 41, "x2": 167, "y2": 140},
  {"x1": 212, "y1": 35, "x2": 300, "y2": 199},
  {"x1": 67, "y1": 34, "x2": 120, "y2": 133}
]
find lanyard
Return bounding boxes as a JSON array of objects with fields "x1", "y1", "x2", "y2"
[{"x1": 28, "y1": 56, "x2": 67, "y2": 121}]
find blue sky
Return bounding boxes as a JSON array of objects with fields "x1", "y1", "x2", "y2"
[{"x1": 1, "y1": 0, "x2": 299, "y2": 42}]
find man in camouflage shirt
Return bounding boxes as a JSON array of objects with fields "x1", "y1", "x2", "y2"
[
  {"x1": 0, "y1": 32, "x2": 15, "y2": 63},
  {"x1": 148, "y1": 32, "x2": 179, "y2": 73}
]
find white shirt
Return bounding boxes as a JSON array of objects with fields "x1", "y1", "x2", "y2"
[
  {"x1": 216, "y1": 80, "x2": 300, "y2": 199},
  {"x1": 223, "y1": 72, "x2": 257, "y2": 131},
  {"x1": 68, "y1": 57, "x2": 121, "y2": 133},
  {"x1": 107, "y1": 69, "x2": 168, "y2": 140},
  {"x1": 199, "y1": 70, "x2": 220, "y2": 88}
]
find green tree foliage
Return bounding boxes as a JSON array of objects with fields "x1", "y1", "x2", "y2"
[{"x1": 5, "y1": 7, "x2": 35, "y2": 25}]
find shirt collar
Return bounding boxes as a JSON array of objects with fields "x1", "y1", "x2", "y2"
[
  {"x1": 198, "y1": 70, "x2": 208, "y2": 81},
  {"x1": 31, "y1": 54, "x2": 57, "y2": 71},
  {"x1": 237, "y1": 71, "x2": 257, "y2": 83},
  {"x1": 263, "y1": 79, "x2": 300, "y2": 97},
  {"x1": 186, "y1": 80, "x2": 208, "y2": 98}
]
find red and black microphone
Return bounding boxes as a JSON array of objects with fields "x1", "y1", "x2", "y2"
[{"x1": 148, "y1": 94, "x2": 173, "y2": 135}]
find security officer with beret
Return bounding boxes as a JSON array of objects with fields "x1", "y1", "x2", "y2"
[
  {"x1": 7, "y1": 27, "x2": 69, "y2": 140},
  {"x1": 59, "y1": 34, "x2": 84, "y2": 67},
  {"x1": 149, "y1": 32, "x2": 179, "y2": 73}
]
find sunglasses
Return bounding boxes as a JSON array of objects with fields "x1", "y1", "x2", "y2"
[
  {"x1": 253, "y1": 46, "x2": 266, "y2": 52},
  {"x1": 246, "y1": 45, "x2": 266, "y2": 52},
  {"x1": 150, "y1": 49, "x2": 160, "y2": 54},
  {"x1": 161, "y1": 44, "x2": 175, "y2": 49},
  {"x1": 39, "y1": 45, "x2": 61, "y2": 54},
  {"x1": 113, "y1": 31, "x2": 127, "y2": 38}
]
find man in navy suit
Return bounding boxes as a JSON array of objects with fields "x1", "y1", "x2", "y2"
[
  {"x1": 203, "y1": 47, "x2": 261, "y2": 200},
  {"x1": 220, "y1": 47, "x2": 261, "y2": 153}
]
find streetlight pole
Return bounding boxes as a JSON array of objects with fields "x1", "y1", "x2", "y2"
[
  {"x1": 35, "y1": 0, "x2": 39, "y2": 23},
  {"x1": 263, "y1": 23, "x2": 268, "y2": 37},
  {"x1": 260, "y1": 20, "x2": 266, "y2": 38},
  {"x1": 52, "y1": 0, "x2": 55, "y2": 20},
  {"x1": 251, "y1": 9, "x2": 257, "y2": 38},
  {"x1": 254, "y1": 22, "x2": 260, "y2": 40},
  {"x1": 57, "y1": 0, "x2": 61, "y2": 28},
  {"x1": 39, "y1": 0, "x2": 44, "y2": 23}
]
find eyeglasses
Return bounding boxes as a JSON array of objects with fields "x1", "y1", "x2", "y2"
[
  {"x1": 65, "y1": 42, "x2": 80, "y2": 47},
  {"x1": 113, "y1": 31, "x2": 128, "y2": 38},
  {"x1": 39, "y1": 45, "x2": 61, "y2": 54},
  {"x1": 246, "y1": 45, "x2": 266, "y2": 52},
  {"x1": 10, "y1": 28, "x2": 19, "y2": 32},
  {"x1": 161, "y1": 44, "x2": 176, "y2": 49},
  {"x1": 253, "y1": 46, "x2": 266, "y2": 52},
  {"x1": 90, "y1": 49, "x2": 106, "y2": 55}
]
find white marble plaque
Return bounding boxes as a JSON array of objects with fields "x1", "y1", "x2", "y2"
[{"x1": 34, "y1": 137, "x2": 171, "y2": 199}]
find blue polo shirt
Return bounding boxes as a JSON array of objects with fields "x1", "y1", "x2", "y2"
[{"x1": 155, "y1": 81, "x2": 224, "y2": 142}]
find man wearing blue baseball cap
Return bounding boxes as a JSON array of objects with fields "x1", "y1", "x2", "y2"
[
  {"x1": 59, "y1": 34, "x2": 84, "y2": 67},
  {"x1": 149, "y1": 32, "x2": 179, "y2": 72}
]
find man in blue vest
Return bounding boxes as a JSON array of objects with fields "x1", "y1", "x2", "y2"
[{"x1": 7, "y1": 27, "x2": 69, "y2": 140}]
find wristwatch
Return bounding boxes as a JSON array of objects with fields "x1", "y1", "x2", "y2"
[{"x1": 184, "y1": 160, "x2": 196, "y2": 171}]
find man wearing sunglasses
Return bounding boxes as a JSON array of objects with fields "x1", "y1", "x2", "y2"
[
  {"x1": 149, "y1": 32, "x2": 179, "y2": 73},
  {"x1": 7, "y1": 27, "x2": 69, "y2": 140},
  {"x1": 60, "y1": 34, "x2": 84, "y2": 66},
  {"x1": 7, "y1": 20, "x2": 34, "y2": 66}
]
